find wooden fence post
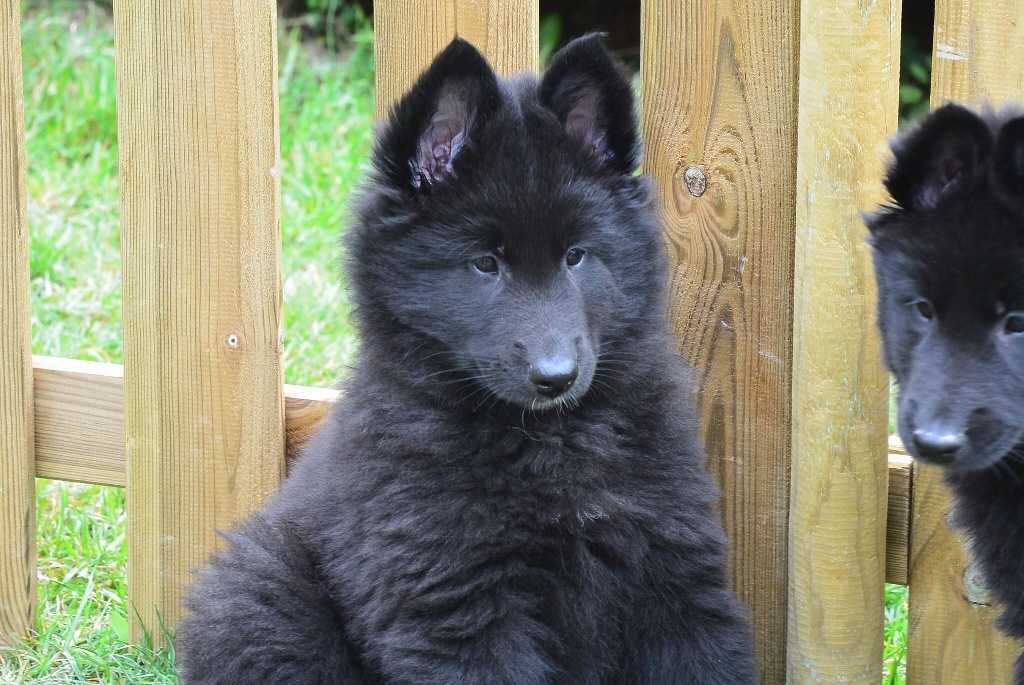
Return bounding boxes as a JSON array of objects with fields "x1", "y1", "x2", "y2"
[
  {"x1": 907, "y1": 3, "x2": 1024, "y2": 681},
  {"x1": 640, "y1": 2, "x2": 799, "y2": 681},
  {"x1": 0, "y1": 0, "x2": 36, "y2": 647},
  {"x1": 374, "y1": 0, "x2": 538, "y2": 119},
  {"x1": 113, "y1": 0, "x2": 285, "y2": 643},
  {"x1": 788, "y1": 0, "x2": 900, "y2": 682}
]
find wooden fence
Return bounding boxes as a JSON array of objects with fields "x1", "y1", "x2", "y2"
[{"x1": 1, "y1": 0, "x2": 1023, "y2": 682}]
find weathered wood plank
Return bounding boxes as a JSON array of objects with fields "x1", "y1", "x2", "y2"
[
  {"x1": 786, "y1": 0, "x2": 900, "y2": 681},
  {"x1": 282, "y1": 383, "x2": 338, "y2": 459},
  {"x1": 33, "y1": 356, "x2": 125, "y2": 487},
  {"x1": 0, "y1": 0, "x2": 35, "y2": 646},
  {"x1": 113, "y1": 0, "x2": 285, "y2": 642},
  {"x1": 907, "y1": 3, "x2": 1024, "y2": 681},
  {"x1": 908, "y1": 466, "x2": 1021, "y2": 684},
  {"x1": 886, "y1": 449, "x2": 912, "y2": 586},
  {"x1": 931, "y1": 0, "x2": 1024, "y2": 107},
  {"x1": 31, "y1": 358, "x2": 336, "y2": 487},
  {"x1": 639, "y1": 2, "x2": 799, "y2": 681},
  {"x1": 373, "y1": 0, "x2": 538, "y2": 119},
  {"x1": 29, "y1": 358, "x2": 917, "y2": 589}
]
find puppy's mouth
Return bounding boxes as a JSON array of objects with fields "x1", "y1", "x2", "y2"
[
  {"x1": 473, "y1": 365, "x2": 596, "y2": 411},
  {"x1": 517, "y1": 369, "x2": 595, "y2": 411}
]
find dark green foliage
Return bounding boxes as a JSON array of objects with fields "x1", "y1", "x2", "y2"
[{"x1": 900, "y1": 32, "x2": 932, "y2": 125}]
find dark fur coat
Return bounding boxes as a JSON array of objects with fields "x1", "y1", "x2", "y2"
[{"x1": 175, "y1": 35, "x2": 755, "y2": 685}]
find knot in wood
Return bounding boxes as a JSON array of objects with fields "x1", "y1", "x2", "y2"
[
  {"x1": 963, "y1": 563, "x2": 990, "y2": 605},
  {"x1": 684, "y1": 166, "x2": 707, "y2": 197}
]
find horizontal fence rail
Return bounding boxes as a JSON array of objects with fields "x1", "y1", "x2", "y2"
[
  {"x1": 31, "y1": 356, "x2": 336, "y2": 487},
  {"x1": 30, "y1": 356, "x2": 910, "y2": 583}
]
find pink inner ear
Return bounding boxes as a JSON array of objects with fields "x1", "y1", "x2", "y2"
[
  {"x1": 412, "y1": 114, "x2": 467, "y2": 188},
  {"x1": 565, "y1": 110, "x2": 605, "y2": 155},
  {"x1": 411, "y1": 83, "x2": 477, "y2": 188},
  {"x1": 562, "y1": 89, "x2": 607, "y2": 158},
  {"x1": 916, "y1": 148, "x2": 966, "y2": 209}
]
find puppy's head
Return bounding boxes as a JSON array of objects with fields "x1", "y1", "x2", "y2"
[
  {"x1": 346, "y1": 37, "x2": 665, "y2": 412},
  {"x1": 868, "y1": 103, "x2": 1024, "y2": 472}
]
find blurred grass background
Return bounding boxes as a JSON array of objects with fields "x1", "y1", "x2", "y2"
[
  {"x1": 1, "y1": 1, "x2": 921, "y2": 681},
  {"x1": 4, "y1": 2, "x2": 373, "y2": 680}
]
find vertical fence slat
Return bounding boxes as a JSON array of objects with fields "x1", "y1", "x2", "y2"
[
  {"x1": 908, "y1": 8, "x2": 1024, "y2": 680},
  {"x1": 113, "y1": 0, "x2": 284, "y2": 642},
  {"x1": 374, "y1": 0, "x2": 538, "y2": 119},
  {"x1": 640, "y1": 3, "x2": 798, "y2": 681},
  {"x1": 0, "y1": 0, "x2": 35, "y2": 647},
  {"x1": 787, "y1": 0, "x2": 900, "y2": 682}
]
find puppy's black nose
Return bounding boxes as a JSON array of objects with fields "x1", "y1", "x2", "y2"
[
  {"x1": 529, "y1": 357, "x2": 578, "y2": 399},
  {"x1": 912, "y1": 427, "x2": 965, "y2": 465}
]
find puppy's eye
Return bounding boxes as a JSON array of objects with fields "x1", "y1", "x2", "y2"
[
  {"x1": 565, "y1": 248, "x2": 586, "y2": 268},
  {"x1": 1005, "y1": 314, "x2": 1024, "y2": 334},
  {"x1": 913, "y1": 300, "x2": 935, "y2": 320},
  {"x1": 472, "y1": 256, "x2": 499, "y2": 275}
]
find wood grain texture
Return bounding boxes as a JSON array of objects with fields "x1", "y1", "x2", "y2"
[
  {"x1": 33, "y1": 356, "x2": 125, "y2": 487},
  {"x1": 886, "y1": 451, "x2": 912, "y2": 586},
  {"x1": 283, "y1": 383, "x2": 339, "y2": 460},
  {"x1": 0, "y1": 0, "x2": 35, "y2": 646},
  {"x1": 786, "y1": 1, "x2": 900, "y2": 681},
  {"x1": 931, "y1": 0, "x2": 1024, "y2": 108},
  {"x1": 905, "y1": 2, "x2": 1024, "y2": 682},
  {"x1": 30, "y1": 359, "x2": 336, "y2": 487},
  {"x1": 908, "y1": 465, "x2": 1021, "y2": 683},
  {"x1": 640, "y1": 3, "x2": 798, "y2": 681},
  {"x1": 373, "y1": 0, "x2": 538, "y2": 119},
  {"x1": 113, "y1": 0, "x2": 285, "y2": 642}
]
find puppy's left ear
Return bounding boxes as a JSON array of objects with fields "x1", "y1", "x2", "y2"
[
  {"x1": 883, "y1": 103, "x2": 991, "y2": 211},
  {"x1": 992, "y1": 117, "x2": 1024, "y2": 209},
  {"x1": 539, "y1": 34, "x2": 639, "y2": 173},
  {"x1": 375, "y1": 38, "x2": 501, "y2": 191}
]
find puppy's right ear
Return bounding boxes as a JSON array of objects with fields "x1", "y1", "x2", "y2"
[
  {"x1": 885, "y1": 103, "x2": 992, "y2": 211},
  {"x1": 992, "y1": 116, "x2": 1024, "y2": 210},
  {"x1": 539, "y1": 34, "x2": 640, "y2": 174},
  {"x1": 375, "y1": 38, "x2": 501, "y2": 191}
]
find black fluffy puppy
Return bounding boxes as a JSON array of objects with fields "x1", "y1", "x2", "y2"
[
  {"x1": 175, "y1": 36, "x2": 755, "y2": 685},
  {"x1": 868, "y1": 103, "x2": 1024, "y2": 682}
]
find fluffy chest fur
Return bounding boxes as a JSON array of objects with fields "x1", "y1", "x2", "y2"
[{"x1": 266, "y1": 375, "x2": 714, "y2": 682}]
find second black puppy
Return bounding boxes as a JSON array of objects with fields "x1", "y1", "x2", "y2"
[
  {"x1": 175, "y1": 36, "x2": 755, "y2": 684},
  {"x1": 869, "y1": 103, "x2": 1024, "y2": 683}
]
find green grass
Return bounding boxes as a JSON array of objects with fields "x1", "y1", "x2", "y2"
[
  {"x1": 24, "y1": 2, "x2": 121, "y2": 364},
  {"x1": 884, "y1": 583, "x2": 909, "y2": 684},
  {"x1": 5, "y1": 1, "x2": 374, "y2": 680},
  {"x1": 5, "y1": 2, "x2": 909, "y2": 682},
  {"x1": 277, "y1": 11, "x2": 374, "y2": 386},
  {"x1": 21, "y1": 0, "x2": 373, "y2": 385},
  {"x1": 1, "y1": 481, "x2": 176, "y2": 683}
]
